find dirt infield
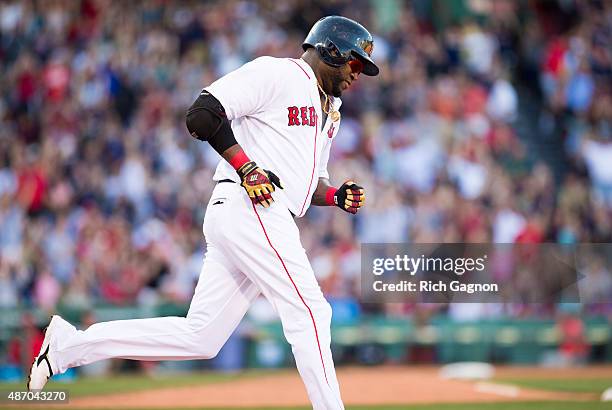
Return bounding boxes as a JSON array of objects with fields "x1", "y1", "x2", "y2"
[{"x1": 59, "y1": 366, "x2": 608, "y2": 408}]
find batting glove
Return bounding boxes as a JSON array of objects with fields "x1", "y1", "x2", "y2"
[
  {"x1": 327, "y1": 180, "x2": 365, "y2": 214},
  {"x1": 237, "y1": 161, "x2": 283, "y2": 208}
]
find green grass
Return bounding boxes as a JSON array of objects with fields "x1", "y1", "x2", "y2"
[
  {"x1": 498, "y1": 378, "x2": 611, "y2": 394},
  {"x1": 1, "y1": 372, "x2": 609, "y2": 410},
  {"x1": 0, "y1": 370, "x2": 267, "y2": 397},
  {"x1": 0, "y1": 403, "x2": 610, "y2": 410}
]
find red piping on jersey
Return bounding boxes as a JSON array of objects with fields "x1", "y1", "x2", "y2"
[
  {"x1": 289, "y1": 58, "x2": 318, "y2": 217},
  {"x1": 289, "y1": 59, "x2": 310, "y2": 79},
  {"x1": 250, "y1": 203, "x2": 330, "y2": 386}
]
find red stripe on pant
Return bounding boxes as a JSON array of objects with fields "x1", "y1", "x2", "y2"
[{"x1": 250, "y1": 203, "x2": 330, "y2": 386}]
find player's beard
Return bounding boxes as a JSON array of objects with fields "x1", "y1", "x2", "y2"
[{"x1": 330, "y1": 70, "x2": 346, "y2": 97}]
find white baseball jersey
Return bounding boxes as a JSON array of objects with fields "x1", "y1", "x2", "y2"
[
  {"x1": 205, "y1": 56, "x2": 342, "y2": 217},
  {"x1": 46, "y1": 55, "x2": 346, "y2": 410}
]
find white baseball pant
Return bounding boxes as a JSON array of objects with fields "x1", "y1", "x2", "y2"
[{"x1": 51, "y1": 181, "x2": 344, "y2": 410}]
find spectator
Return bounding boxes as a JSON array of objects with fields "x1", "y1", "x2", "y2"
[{"x1": 0, "y1": 0, "x2": 609, "y2": 318}]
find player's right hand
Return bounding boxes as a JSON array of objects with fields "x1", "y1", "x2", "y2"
[{"x1": 236, "y1": 161, "x2": 283, "y2": 208}]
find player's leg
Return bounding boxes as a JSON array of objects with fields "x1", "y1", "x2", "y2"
[
  {"x1": 49, "y1": 243, "x2": 259, "y2": 374},
  {"x1": 216, "y1": 186, "x2": 344, "y2": 410},
  {"x1": 30, "y1": 184, "x2": 260, "y2": 385}
]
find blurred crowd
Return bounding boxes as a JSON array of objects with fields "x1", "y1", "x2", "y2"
[{"x1": 0, "y1": 0, "x2": 611, "y2": 323}]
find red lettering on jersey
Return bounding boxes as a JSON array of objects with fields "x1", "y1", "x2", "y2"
[
  {"x1": 327, "y1": 123, "x2": 335, "y2": 138},
  {"x1": 300, "y1": 106, "x2": 308, "y2": 126},
  {"x1": 287, "y1": 106, "x2": 300, "y2": 126},
  {"x1": 308, "y1": 107, "x2": 316, "y2": 126},
  {"x1": 288, "y1": 106, "x2": 317, "y2": 127}
]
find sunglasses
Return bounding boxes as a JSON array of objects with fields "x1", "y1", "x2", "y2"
[{"x1": 348, "y1": 58, "x2": 364, "y2": 74}]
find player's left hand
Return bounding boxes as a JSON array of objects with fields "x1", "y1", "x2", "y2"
[
  {"x1": 237, "y1": 161, "x2": 283, "y2": 208},
  {"x1": 334, "y1": 180, "x2": 365, "y2": 214}
]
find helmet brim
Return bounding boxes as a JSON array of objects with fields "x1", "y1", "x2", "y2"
[
  {"x1": 331, "y1": 37, "x2": 379, "y2": 76},
  {"x1": 351, "y1": 50, "x2": 379, "y2": 76}
]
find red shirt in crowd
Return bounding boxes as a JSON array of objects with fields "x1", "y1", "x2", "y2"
[{"x1": 17, "y1": 167, "x2": 47, "y2": 213}]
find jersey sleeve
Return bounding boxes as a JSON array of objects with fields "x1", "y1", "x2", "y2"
[{"x1": 204, "y1": 57, "x2": 281, "y2": 121}]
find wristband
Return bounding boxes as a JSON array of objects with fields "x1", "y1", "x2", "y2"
[
  {"x1": 325, "y1": 186, "x2": 338, "y2": 206},
  {"x1": 229, "y1": 149, "x2": 250, "y2": 171}
]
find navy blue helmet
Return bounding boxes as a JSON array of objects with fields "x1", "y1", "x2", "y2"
[{"x1": 302, "y1": 16, "x2": 379, "y2": 76}]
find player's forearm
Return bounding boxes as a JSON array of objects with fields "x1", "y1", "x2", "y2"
[
  {"x1": 311, "y1": 178, "x2": 336, "y2": 206},
  {"x1": 221, "y1": 144, "x2": 246, "y2": 167},
  {"x1": 185, "y1": 93, "x2": 252, "y2": 173}
]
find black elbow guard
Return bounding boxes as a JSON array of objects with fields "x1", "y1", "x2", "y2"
[{"x1": 185, "y1": 91, "x2": 237, "y2": 155}]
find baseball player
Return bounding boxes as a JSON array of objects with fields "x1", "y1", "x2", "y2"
[{"x1": 28, "y1": 16, "x2": 378, "y2": 410}]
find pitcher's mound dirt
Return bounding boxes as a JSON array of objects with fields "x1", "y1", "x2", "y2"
[{"x1": 63, "y1": 366, "x2": 605, "y2": 408}]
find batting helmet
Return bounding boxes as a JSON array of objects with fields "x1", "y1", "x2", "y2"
[{"x1": 302, "y1": 16, "x2": 379, "y2": 76}]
